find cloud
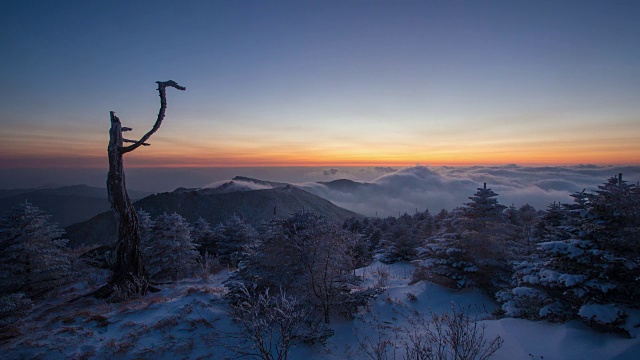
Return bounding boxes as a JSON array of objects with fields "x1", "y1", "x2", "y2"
[
  {"x1": 323, "y1": 168, "x2": 340, "y2": 176},
  {"x1": 373, "y1": 166, "x2": 396, "y2": 174},
  {"x1": 203, "y1": 179, "x2": 275, "y2": 192},
  {"x1": 299, "y1": 165, "x2": 640, "y2": 217}
]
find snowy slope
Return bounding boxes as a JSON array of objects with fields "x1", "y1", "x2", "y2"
[{"x1": 2, "y1": 262, "x2": 638, "y2": 359}]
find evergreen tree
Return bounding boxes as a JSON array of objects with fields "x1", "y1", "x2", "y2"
[
  {"x1": 0, "y1": 202, "x2": 73, "y2": 299},
  {"x1": 422, "y1": 184, "x2": 512, "y2": 292},
  {"x1": 213, "y1": 215, "x2": 258, "y2": 267},
  {"x1": 136, "y1": 208, "x2": 154, "y2": 243},
  {"x1": 191, "y1": 216, "x2": 216, "y2": 255},
  {"x1": 143, "y1": 212, "x2": 200, "y2": 281},
  {"x1": 379, "y1": 213, "x2": 425, "y2": 263},
  {"x1": 500, "y1": 175, "x2": 640, "y2": 333}
]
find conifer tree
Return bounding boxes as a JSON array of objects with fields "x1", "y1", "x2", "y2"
[
  {"x1": 0, "y1": 202, "x2": 73, "y2": 298},
  {"x1": 213, "y1": 215, "x2": 258, "y2": 267},
  {"x1": 191, "y1": 216, "x2": 216, "y2": 255},
  {"x1": 143, "y1": 212, "x2": 200, "y2": 281},
  {"x1": 500, "y1": 175, "x2": 640, "y2": 332},
  {"x1": 422, "y1": 184, "x2": 512, "y2": 291}
]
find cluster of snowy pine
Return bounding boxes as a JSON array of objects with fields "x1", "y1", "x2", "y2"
[
  {"x1": 342, "y1": 175, "x2": 639, "y2": 334},
  {"x1": 137, "y1": 210, "x2": 259, "y2": 281},
  {"x1": 499, "y1": 175, "x2": 639, "y2": 333}
]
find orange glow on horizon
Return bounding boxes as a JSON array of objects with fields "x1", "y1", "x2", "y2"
[{"x1": 2, "y1": 149, "x2": 638, "y2": 169}]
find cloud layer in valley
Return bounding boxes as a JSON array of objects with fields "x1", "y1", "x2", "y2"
[{"x1": 299, "y1": 165, "x2": 640, "y2": 217}]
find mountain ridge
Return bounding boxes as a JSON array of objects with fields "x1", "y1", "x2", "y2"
[{"x1": 65, "y1": 185, "x2": 363, "y2": 248}]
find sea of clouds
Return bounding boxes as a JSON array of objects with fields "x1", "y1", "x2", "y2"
[
  {"x1": 297, "y1": 165, "x2": 640, "y2": 217},
  {"x1": 2, "y1": 164, "x2": 638, "y2": 218}
]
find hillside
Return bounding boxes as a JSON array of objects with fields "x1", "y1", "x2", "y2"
[
  {"x1": 0, "y1": 185, "x2": 150, "y2": 227},
  {"x1": 65, "y1": 185, "x2": 363, "y2": 248},
  {"x1": 3, "y1": 261, "x2": 638, "y2": 359}
]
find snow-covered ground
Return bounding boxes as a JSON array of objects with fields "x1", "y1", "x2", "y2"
[{"x1": 3, "y1": 262, "x2": 638, "y2": 359}]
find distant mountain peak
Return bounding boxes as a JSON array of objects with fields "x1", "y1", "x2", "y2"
[
  {"x1": 231, "y1": 176, "x2": 289, "y2": 188},
  {"x1": 65, "y1": 184, "x2": 363, "y2": 248},
  {"x1": 316, "y1": 178, "x2": 373, "y2": 192}
]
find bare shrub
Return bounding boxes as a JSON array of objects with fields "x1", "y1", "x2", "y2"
[
  {"x1": 108, "y1": 275, "x2": 149, "y2": 302},
  {"x1": 410, "y1": 264, "x2": 430, "y2": 285},
  {"x1": 355, "y1": 304, "x2": 503, "y2": 360},
  {"x1": 353, "y1": 315, "x2": 401, "y2": 360},
  {"x1": 403, "y1": 305, "x2": 503, "y2": 360},
  {"x1": 224, "y1": 284, "x2": 326, "y2": 360},
  {"x1": 406, "y1": 293, "x2": 418, "y2": 302},
  {"x1": 200, "y1": 252, "x2": 223, "y2": 280},
  {"x1": 374, "y1": 267, "x2": 391, "y2": 288}
]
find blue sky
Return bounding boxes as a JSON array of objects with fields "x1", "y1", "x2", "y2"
[{"x1": 1, "y1": 0, "x2": 639, "y2": 168}]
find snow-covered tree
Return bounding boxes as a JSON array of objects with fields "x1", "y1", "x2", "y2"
[
  {"x1": 500, "y1": 175, "x2": 640, "y2": 333},
  {"x1": 421, "y1": 184, "x2": 512, "y2": 292},
  {"x1": 379, "y1": 213, "x2": 426, "y2": 263},
  {"x1": 136, "y1": 208, "x2": 154, "y2": 243},
  {"x1": 234, "y1": 211, "x2": 365, "y2": 323},
  {"x1": 0, "y1": 202, "x2": 73, "y2": 299},
  {"x1": 142, "y1": 212, "x2": 200, "y2": 281},
  {"x1": 213, "y1": 215, "x2": 258, "y2": 267},
  {"x1": 191, "y1": 216, "x2": 216, "y2": 255}
]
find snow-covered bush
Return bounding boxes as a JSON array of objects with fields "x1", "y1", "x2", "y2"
[
  {"x1": 403, "y1": 305, "x2": 503, "y2": 360},
  {"x1": 578, "y1": 304, "x2": 627, "y2": 331},
  {"x1": 142, "y1": 212, "x2": 200, "y2": 281},
  {"x1": 225, "y1": 284, "x2": 328, "y2": 360}
]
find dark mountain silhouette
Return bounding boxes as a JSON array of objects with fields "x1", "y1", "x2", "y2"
[
  {"x1": 0, "y1": 185, "x2": 150, "y2": 227},
  {"x1": 315, "y1": 179, "x2": 375, "y2": 193},
  {"x1": 65, "y1": 185, "x2": 363, "y2": 248}
]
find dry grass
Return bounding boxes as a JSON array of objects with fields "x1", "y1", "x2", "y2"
[
  {"x1": 104, "y1": 338, "x2": 135, "y2": 354},
  {"x1": 151, "y1": 315, "x2": 180, "y2": 331},
  {"x1": 0, "y1": 325, "x2": 22, "y2": 343},
  {"x1": 85, "y1": 314, "x2": 110, "y2": 328},
  {"x1": 183, "y1": 284, "x2": 227, "y2": 296}
]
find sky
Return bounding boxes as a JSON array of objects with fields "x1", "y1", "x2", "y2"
[{"x1": 1, "y1": 1, "x2": 640, "y2": 180}]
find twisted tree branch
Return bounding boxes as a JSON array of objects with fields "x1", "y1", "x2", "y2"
[{"x1": 121, "y1": 80, "x2": 186, "y2": 154}]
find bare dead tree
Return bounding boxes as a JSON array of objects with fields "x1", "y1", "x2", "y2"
[{"x1": 93, "y1": 80, "x2": 186, "y2": 299}]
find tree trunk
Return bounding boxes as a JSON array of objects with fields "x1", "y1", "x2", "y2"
[
  {"x1": 91, "y1": 81, "x2": 185, "y2": 300},
  {"x1": 107, "y1": 111, "x2": 148, "y2": 291}
]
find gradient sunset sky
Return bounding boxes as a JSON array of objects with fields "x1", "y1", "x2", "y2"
[{"x1": 2, "y1": 0, "x2": 639, "y2": 169}]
